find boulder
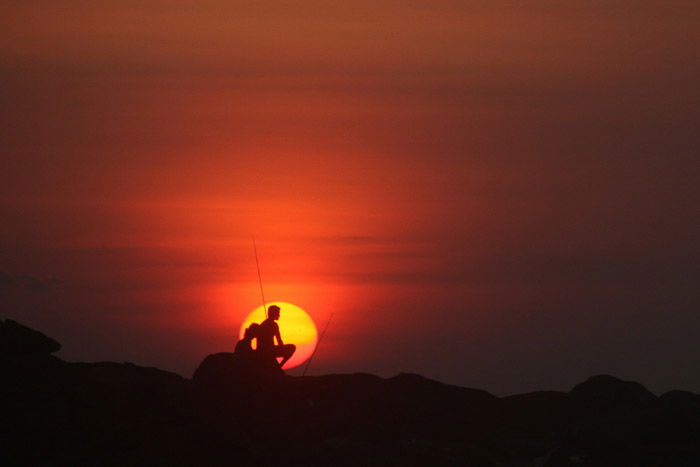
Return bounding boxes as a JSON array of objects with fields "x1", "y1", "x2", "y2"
[
  {"x1": 191, "y1": 351, "x2": 286, "y2": 409},
  {"x1": 0, "y1": 319, "x2": 61, "y2": 356},
  {"x1": 564, "y1": 375, "x2": 668, "y2": 463},
  {"x1": 569, "y1": 374, "x2": 656, "y2": 411},
  {"x1": 192, "y1": 352, "x2": 283, "y2": 386}
]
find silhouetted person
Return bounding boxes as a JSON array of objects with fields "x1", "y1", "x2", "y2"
[
  {"x1": 257, "y1": 305, "x2": 295, "y2": 368},
  {"x1": 235, "y1": 323, "x2": 259, "y2": 356}
]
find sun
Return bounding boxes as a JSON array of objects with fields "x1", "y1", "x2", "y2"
[{"x1": 239, "y1": 302, "x2": 318, "y2": 369}]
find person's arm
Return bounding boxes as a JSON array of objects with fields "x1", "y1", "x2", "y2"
[{"x1": 274, "y1": 323, "x2": 283, "y2": 346}]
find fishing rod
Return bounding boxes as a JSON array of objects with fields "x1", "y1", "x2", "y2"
[
  {"x1": 302, "y1": 311, "x2": 335, "y2": 377},
  {"x1": 252, "y1": 236, "x2": 268, "y2": 318},
  {"x1": 253, "y1": 237, "x2": 334, "y2": 375}
]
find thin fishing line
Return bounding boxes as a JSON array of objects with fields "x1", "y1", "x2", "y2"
[{"x1": 302, "y1": 312, "x2": 335, "y2": 377}]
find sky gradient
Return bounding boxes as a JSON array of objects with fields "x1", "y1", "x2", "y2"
[{"x1": 2, "y1": 1, "x2": 699, "y2": 395}]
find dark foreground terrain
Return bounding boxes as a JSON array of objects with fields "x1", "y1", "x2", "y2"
[{"x1": 2, "y1": 319, "x2": 699, "y2": 466}]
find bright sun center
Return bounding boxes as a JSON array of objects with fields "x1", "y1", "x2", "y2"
[{"x1": 239, "y1": 302, "x2": 318, "y2": 369}]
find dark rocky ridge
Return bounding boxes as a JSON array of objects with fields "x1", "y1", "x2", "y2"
[{"x1": 2, "y1": 318, "x2": 699, "y2": 466}]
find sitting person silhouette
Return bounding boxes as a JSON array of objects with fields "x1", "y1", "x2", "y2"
[
  {"x1": 235, "y1": 323, "x2": 259, "y2": 356},
  {"x1": 257, "y1": 305, "x2": 295, "y2": 368}
]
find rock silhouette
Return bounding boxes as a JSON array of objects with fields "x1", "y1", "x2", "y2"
[
  {"x1": 2, "y1": 318, "x2": 700, "y2": 466},
  {"x1": 0, "y1": 319, "x2": 61, "y2": 355}
]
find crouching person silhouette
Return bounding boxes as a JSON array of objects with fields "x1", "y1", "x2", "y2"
[
  {"x1": 235, "y1": 323, "x2": 260, "y2": 356},
  {"x1": 257, "y1": 305, "x2": 295, "y2": 368}
]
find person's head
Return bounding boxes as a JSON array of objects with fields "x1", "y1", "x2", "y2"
[
  {"x1": 268, "y1": 305, "x2": 280, "y2": 320},
  {"x1": 244, "y1": 323, "x2": 260, "y2": 340}
]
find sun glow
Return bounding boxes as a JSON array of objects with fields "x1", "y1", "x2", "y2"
[{"x1": 239, "y1": 302, "x2": 318, "y2": 369}]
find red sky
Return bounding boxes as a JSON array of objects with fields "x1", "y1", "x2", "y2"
[{"x1": 2, "y1": 1, "x2": 699, "y2": 395}]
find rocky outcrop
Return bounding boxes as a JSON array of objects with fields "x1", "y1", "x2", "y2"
[
  {"x1": 2, "y1": 319, "x2": 700, "y2": 466},
  {"x1": 0, "y1": 318, "x2": 61, "y2": 355},
  {"x1": 0, "y1": 321, "x2": 221, "y2": 466}
]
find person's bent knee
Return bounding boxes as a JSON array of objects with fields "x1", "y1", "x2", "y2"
[{"x1": 286, "y1": 344, "x2": 296, "y2": 357}]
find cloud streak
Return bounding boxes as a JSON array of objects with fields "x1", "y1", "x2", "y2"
[{"x1": 0, "y1": 273, "x2": 61, "y2": 292}]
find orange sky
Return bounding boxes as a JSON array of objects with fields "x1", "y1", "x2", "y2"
[{"x1": 1, "y1": 1, "x2": 699, "y2": 395}]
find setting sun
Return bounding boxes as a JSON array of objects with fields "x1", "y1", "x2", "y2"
[{"x1": 239, "y1": 302, "x2": 318, "y2": 369}]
